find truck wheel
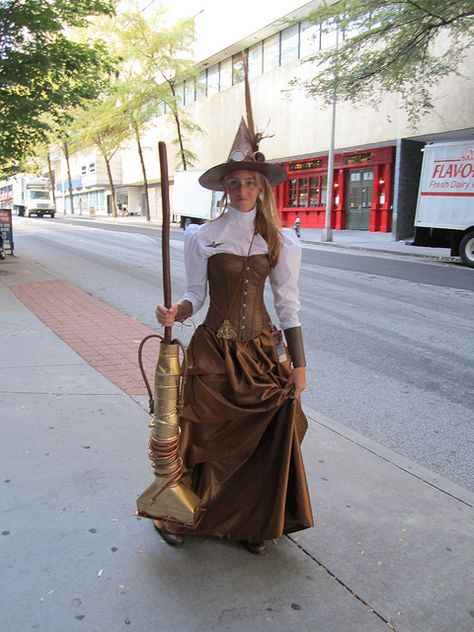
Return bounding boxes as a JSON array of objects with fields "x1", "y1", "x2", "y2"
[
  {"x1": 50, "y1": 213, "x2": 55, "y2": 218},
  {"x1": 183, "y1": 217, "x2": 193, "y2": 229},
  {"x1": 459, "y1": 231, "x2": 474, "y2": 268}
]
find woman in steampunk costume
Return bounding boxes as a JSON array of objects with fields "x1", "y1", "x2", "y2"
[{"x1": 154, "y1": 118, "x2": 314, "y2": 554}]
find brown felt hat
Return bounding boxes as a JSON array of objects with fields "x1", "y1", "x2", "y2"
[{"x1": 198, "y1": 118, "x2": 287, "y2": 191}]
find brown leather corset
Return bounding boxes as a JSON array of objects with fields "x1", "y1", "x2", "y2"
[{"x1": 203, "y1": 253, "x2": 272, "y2": 342}]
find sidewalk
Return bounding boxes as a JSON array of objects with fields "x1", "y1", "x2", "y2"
[
  {"x1": 1, "y1": 255, "x2": 473, "y2": 632},
  {"x1": 53, "y1": 213, "x2": 456, "y2": 262}
]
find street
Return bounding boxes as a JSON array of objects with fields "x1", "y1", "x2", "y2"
[{"x1": 11, "y1": 216, "x2": 474, "y2": 492}]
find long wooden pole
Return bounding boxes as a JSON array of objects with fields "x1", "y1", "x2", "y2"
[{"x1": 158, "y1": 141, "x2": 172, "y2": 344}]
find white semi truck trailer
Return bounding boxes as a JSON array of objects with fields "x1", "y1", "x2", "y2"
[
  {"x1": 172, "y1": 170, "x2": 222, "y2": 228},
  {"x1": 413, "y1": 140, "x2": 474, "y2": 267}
]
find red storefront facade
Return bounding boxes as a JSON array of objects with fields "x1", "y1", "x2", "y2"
[{"x1": 276, "y1": 146, "x2": 395, "y2": 232}]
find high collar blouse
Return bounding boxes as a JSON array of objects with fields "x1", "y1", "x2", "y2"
[{"x1": 181, "y1": 205, "x2": 302, "y2": 330}]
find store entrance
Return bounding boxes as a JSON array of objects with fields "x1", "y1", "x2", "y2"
[{"x1": 345, "y1": 168, "x2": 373, "y2": 229}]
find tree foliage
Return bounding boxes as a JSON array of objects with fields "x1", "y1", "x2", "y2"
[
  {"x1": 296, "y1": 0, "x2": 474, "y2": 125},
  {"x1": 117, "y1": 8, "x2": 202, "y2": 169},
  {"x1": 0, "y1": 0, "x2": 117, "y2": 175}
]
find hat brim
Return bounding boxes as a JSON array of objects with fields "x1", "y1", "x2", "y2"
[{"x1": 198, "y1": 161, "x2": 287, "y2": 191}]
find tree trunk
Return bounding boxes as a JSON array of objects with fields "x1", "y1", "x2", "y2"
[
  {"x1": 47, "y1": 151, "x2": 57, "y2": 210},
  {"x1": 103, "y1": 154, "x2": 117, "y2": 217},
  {"x1": 134, "y1": 124, "x2": 151, "y2": 221},
  {"x1": 168, "y1": 83, "x2": 187, "y2": 171},
  {"x1": 63, "y1": 140, "x2": 74, "y2": 214}
]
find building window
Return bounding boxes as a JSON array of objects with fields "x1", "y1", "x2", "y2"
[
  {"x1": 219, "y1": 58, "x2": 232, "y2": 90},
  {"x1": 287, "y1": 174, "x2": 327, "y2": 207},
  {"x1": 89, "y1": 163, "x2": 96, "y2": 173},
  {"x1": 81, "y1": 165, "x2": 87, "y2": 176},
  {"x1": 321, "y1": 20, "x2": 338, "y2": 49},
  {"x1": 248, "y1": 42, "x2": 263, "y2": 77},
  {"x1": 288, "y1": 179, "x2": 297, "y2": 207},
  {"x1": 184, "y1": 78, "x2": 195, "y2": 105},
  {"x1": 280, "y1": 24, "x2": 299, "y2": 65},
  {"x1": 232, "y1": 53, "x2": 245, "y2": 85},
  {"x1": 263, "y1": 32, "x2": 280, "y2": 72},
  {"x1": 197, "y1": 70, "x2": 207, "y2": 99},
  {"x1": 300, "y1": 20, "x2": 320, "y2": 57},
  {"x1": 207, "y1": 64, "x2": 219, "y2": 94}
]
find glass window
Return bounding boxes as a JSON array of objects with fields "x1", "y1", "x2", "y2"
[
  {"x1": 232, "y1": 53, "x2": 244, "y2": 85},
  {"x1": 156, "y1": 100, "x2": 165, "y2": 116},
  {"x1": 184, "y1": 78, "x2": 195, "y2": 105},
  {"x1": 81, "y1": 165, "x2": 87, "y2": 176},
  {"x1": 219, "y1": 58, "x2": 232, "y2": 90},
  {"x1": 288, "y1": 179, "x2": 297, "y2": 207},
  {"x1": 207, "y1": 64, "x2": 219, "y2": 94},
  {"x1": 321, "y1": 174, "x2": 328, "y2": 206},
  {"x1": 300, "y1": 20, "x2": 320, "y2": 57},
  {"x1": 196, "y1": 70, "x2": 207, "y2": 99},
  {"x1": 321, "y1": 20, "x2": 339, "y2": 49},
  {"x1": 263, "y1": 33, "x2": 280, "y2": 72},
  {"x1": 298, "y1": 178, "x2": 308, "y2": 207},
  {"x1": 248, "y1": 42, "x2": 263, "y2": 77},
  {"x1": 280, "y1": 24, "x2": 299, "y2": 65},
  {"x1": 309, "y1": 177, "x2": 319, "y2": 206},
  {"x1": 89, "y1": 163, "x2": 95, "y2": 173}
]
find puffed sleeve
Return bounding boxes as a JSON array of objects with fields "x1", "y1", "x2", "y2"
[
  {"x1": 181, "y1": 224, "x2": 208, "y2": 315},
  {"x1": 269, "y1": 229, "x2": 302, "y2": 329}
]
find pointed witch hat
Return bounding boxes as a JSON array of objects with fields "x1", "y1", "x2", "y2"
[
  {"x1": 198, "y1": 53, "x2": 287, "y2": 192},
  {"x1": 198, "y1": 118, "x2": 287, "y2": 191}
]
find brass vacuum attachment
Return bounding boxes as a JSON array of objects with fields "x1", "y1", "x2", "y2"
[{"x1": 136, "y1": 342, "x2": 201, "y2": 526}]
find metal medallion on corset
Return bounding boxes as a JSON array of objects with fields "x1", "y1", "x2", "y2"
[{"x1": 216, "y1": 319, "x2": 238, "y2": 340}]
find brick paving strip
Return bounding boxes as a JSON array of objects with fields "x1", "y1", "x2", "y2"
[{"x1": 10, "y1": 280, "x2": 162, "y2": 396}]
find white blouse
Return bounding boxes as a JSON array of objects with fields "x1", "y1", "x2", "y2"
[{"x1": 181, "y1": 205, "x2": 302, "y2": 330}]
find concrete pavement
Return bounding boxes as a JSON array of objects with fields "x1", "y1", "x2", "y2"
[{"x1": 1, "y1": 254, "x2": 473, "y2": 632}]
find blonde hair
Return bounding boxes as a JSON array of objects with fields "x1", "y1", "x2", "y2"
[{"x1": 217, "y1": 170, "x2": 282, "y2": 267}]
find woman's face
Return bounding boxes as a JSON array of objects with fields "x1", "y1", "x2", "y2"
[{"x1": 224, "y1": 170, "x2": 262, "y2": 212}]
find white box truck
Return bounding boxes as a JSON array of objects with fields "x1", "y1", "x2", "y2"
[
  {"x1": 173, "y1": 170, "x2": 222, "y2": 229},
  {"x1": 12, "y1": 175, "x2": 56, "y2": 217},
  {"x1": 413, "y1": 140, "x2": 474, "y2": 267}
]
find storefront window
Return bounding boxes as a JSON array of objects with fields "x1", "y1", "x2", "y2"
[
  {"x1": 288, "y1": 179, "x2": 297, "y2": 207},
  {"x1": 320, "y1": 174, "x2": 328, "y2": 206},
  {"x1": 309, "y1": 177, "x2": 319, "y2": 206},
  {"x1": 286, "y1": 174, "x2": 328, "y2": 208},
  {"x1": 298, "y1": 178, "x2": 308, "y2": 206}
]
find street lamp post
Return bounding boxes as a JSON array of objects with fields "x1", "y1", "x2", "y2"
[{"x1": 321, "y1": 24, "x2": 339, "y2": 243}]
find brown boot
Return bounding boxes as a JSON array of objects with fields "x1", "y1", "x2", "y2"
[
  {"x1": 243, "y1": 541, "x2": 267, "y2": 555},
  {"x1": 153, "y1": 520, "x2": 185, "y2": 546}
]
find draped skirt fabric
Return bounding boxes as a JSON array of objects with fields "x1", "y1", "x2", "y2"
[{"x1": 166, "y1": 324, "x2": 314, "y2": 541}]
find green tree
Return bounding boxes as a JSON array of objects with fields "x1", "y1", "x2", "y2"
[
  {"x1": 72, "y1": 96, "x2": 130, "y2": 217},
  {"x1": 0, "y1": 0, "x2": 116, "y2": 176},
  {"x1": 295, "y1": 0, "x2": 474, "y2": 125},
  {"x1": 118, "y1": 8, "x2": 202, "y2": 170}
]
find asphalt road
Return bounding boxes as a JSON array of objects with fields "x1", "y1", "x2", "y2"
[{"x1": 10, "y1": 217, "x2": 474, "y2": 492}]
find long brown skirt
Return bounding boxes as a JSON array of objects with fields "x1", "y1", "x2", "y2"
[{"x1": 166, "y1": 324, "x2": 314, "y2": 542}]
